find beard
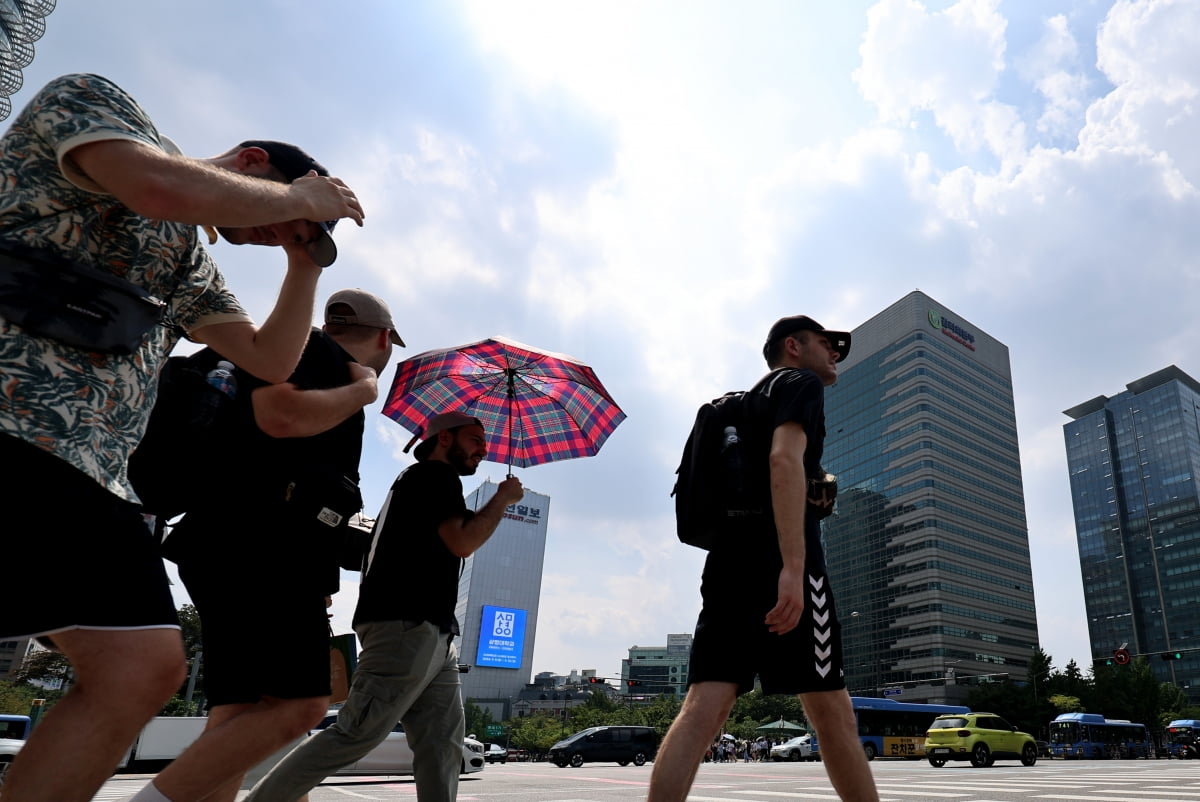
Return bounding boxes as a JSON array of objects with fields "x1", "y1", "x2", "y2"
[{"x1": 447, "y1": 442, "x2": 478, "y2": 476}]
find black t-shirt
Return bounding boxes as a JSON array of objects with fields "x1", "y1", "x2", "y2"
[
  {"x1": 353, "y1": 459, "x2": 475, "y2": 633},
  {"x1": 175, "y1": 329, "x2": 364, "y2": 593},
  {"x1": 702, "y1": 368, "x2": 827, "y2": 594},
  {"x1": 236, "y1": 328, "x2": 365, "y2": 485}
]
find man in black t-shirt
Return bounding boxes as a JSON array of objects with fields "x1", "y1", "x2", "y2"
[
  {"x1": 649, "y1": 316, "x2": 880, "y2": 802},
  {"x1": 163, "y1": 289, "x2": 402, "y2": 802},
  {"x1": 247, "y1": 410, "x2": 524, "y2": 802}
]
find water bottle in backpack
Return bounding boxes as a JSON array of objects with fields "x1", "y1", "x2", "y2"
[
  {"x1": 721, "y1": 425, "x2": 745, "y2": 505},
  {"x1": 194, "y1": 359, "x2": 237, "y2": 426}
]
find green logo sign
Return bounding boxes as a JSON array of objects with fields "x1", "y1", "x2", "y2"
[{"x1": 927, "y1": 309, "x2": 976, "y2": 351}]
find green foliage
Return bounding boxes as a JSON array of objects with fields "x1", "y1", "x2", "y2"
[
  {"x1": 0, "y1": 680, "x2": 51, "y2": 715},
  {"x1": 177, "y1": 604, "x2": 203, "y2": 654},
  {"x1": 508, "y1": 713, "x2": 571, "y2": 753},
  {"x1": 464, "y1": 701, "x2": 494, "y2": 741},
  {"x1": 1048, "y1": 694, "x2": 1082, "y2": 714},
  {"x1": 11, "y1": 650, "x2": 71, "y2": 687}
]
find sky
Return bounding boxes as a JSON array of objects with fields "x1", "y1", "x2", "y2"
[{"x1": 10, "y1": 0, "x2": 1200, "y2": 682}]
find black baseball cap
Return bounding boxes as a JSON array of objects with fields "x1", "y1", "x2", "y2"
[
  {"x1": 239, "y1": 140, "x2": 338, "y2": 267},
  {"x1": 763, "y1": 315, "x2": 852, "y2": 362}
]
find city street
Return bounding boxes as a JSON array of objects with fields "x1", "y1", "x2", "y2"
[{"x1": 94, "y1": 758, "x2": 1200, "y2": 801}]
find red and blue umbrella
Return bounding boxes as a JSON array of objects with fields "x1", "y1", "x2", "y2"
[{"x1": 382, "y1": 336, "x2": 626, "y2": 471}]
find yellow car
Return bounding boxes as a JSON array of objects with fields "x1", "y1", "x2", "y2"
[{"x1": 924, "y1": 713, "x2": 1038, "y2": 768}]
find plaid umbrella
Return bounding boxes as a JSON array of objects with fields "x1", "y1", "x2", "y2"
[{"x1": 382, "y1": 336, "x2": 626, "y2": 471}]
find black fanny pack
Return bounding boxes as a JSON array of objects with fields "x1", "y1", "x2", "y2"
[
  {"x1": 282, "y1": 465, "x2": 363, "y2": 531},
  {"x1": 0, "y1": 240, "x2": 167, "y2": 354}
]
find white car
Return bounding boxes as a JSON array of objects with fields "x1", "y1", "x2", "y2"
[
  {"x1": 0, "y1": 738, "x2": 21, "y2": 786},
  {"x1": 313, "y1": 713, "x2": 485, "y2": 776},
  {"x1": 770, "y1": 734, "x2": 815, "y2": 762}
]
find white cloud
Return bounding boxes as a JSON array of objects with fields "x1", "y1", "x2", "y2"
[{"x1": 855, "y1": 0, "x2": 1018, "y2": 162}]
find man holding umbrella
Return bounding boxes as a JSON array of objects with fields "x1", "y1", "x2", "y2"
[{"x1": 246, "y1": 411, "x2": 523, "y2": 802}]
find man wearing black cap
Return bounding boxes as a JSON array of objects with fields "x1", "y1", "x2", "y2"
[
  {"x1": 246, "y1": 411, "x2": 524, "y2": 802},
  {"x1": 0, "y1": 73, "x2": 363, "y2": 802},
  {"x1": 648, "y1": 316, "x2": 880, "y2": 802},
  {"x1": 156, "y1": 288, "x2": 402, "y2": 802}
]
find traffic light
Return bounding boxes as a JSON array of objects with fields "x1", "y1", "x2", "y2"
[
  {"x1": 626, "y1": 679, "x2": 642, "y2": 687},
  {"x1": 1104, "y1": 656, "x2": 1114, "y2": 666},
  {"x1": 588, "y1": 677, "x2": 604, "y2": 683},
  {"x1": 1162, "y1": 651, "x2": 1184, "y2": 661}
]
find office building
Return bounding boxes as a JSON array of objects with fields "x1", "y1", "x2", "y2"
[
  {"x1": 822, "y1": 291, "x2": 1039, "y2": 704},
  {"x1": 622, "y1": 634, "x2": 692, "y2": 698},
  {"x1": 1063, "y1": 366, "x2": 1200, "y2": 699},
  {"x1": 455, "y1": 481, "x2": 551, "y2": 720}
]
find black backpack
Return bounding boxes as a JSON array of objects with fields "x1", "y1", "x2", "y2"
[
  {"x1": 672, "y1": 387, "x2": 768, "y2": 550},
  {"x1": 128, "y1": 347, "x2": 243, "y2": 523}
]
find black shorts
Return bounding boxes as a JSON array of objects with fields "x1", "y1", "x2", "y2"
[
  {"x1": 688, "y1": 563, "x2": 846, "y2": 696},
  {"x1": 178, "y1": 542, "x2": 331, "y2": 707},
  {"x1": 0, "y1": 435, "x2": 180, "y2": 639}
]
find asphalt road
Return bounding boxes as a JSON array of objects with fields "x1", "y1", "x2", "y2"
[{"x1": 95, "y1": 757, "x2": 1200, "y2": 801}]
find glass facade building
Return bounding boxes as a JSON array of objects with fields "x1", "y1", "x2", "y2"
[
  {"x1": 455, "y1": 482, "x2": 551, "y2": 720},
  {"x1": 822, "y1": 291, "x2": 1038, "y2": 704},
  {"x1": 1063, "y1": 366, "x2": 1200, "y2": 697},
  {"x1": 622, "y1": 634, "x2": 692, "y2": 698}
]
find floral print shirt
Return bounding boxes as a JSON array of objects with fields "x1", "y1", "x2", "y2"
[{"x1": 0, "y1": 74, "x2": 251, "y2": 502}]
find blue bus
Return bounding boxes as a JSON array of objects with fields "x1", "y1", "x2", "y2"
[
  {"x1": 812, "y1": 697, "x2": 970, "y2": 761},
  {"x1": 1048, "y1": 712, "x2": 1151, "y2": 759},
  {"x1": 1166, "y1": 719, "x2": 1200, "y2": 758}
]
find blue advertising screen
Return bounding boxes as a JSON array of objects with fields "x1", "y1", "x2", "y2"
[{"x1": 476, "y1": 605, "x2": 527, "y2": 669}]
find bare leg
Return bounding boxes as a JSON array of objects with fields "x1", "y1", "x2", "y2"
[
  {"x1": 0, "y1": 628, "x2": 185, "y2": 802},
  {"x1": 647, "y1": 682, "x2": 737, "y2": 802},
  {"x1": 799, "y1": 689, "x2": 880, "y2": 802},
  {"x1": 151, "y1": 695, "x2": 328, "y2": 802}
]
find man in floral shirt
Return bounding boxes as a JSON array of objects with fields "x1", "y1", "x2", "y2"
[{"x1": 0, "y1": 73, "x2": 364, "y2": 802}]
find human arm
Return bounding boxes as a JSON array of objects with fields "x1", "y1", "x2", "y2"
[
  {"x1": 67, "y1": 139, "x2": 363, "y2": 228},
  {"x1": 437, "y1": 476, "x2": 525, "y2": 558},
  {"x1": 764, "y1": 420, "x2": 809, "y2": 635},
  {"x1": 251, "y1": 362, "x2": 378, "y2": 438},
  {"x1": 188, "y1": 246, "x2": 320, "y2": 383}
]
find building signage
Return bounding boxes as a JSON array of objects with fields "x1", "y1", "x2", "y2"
[
  {"x1": 503, "y1": 503, "x2": 543, "y2": 525},
  {"x1": 928, "y1": 310, "x2": 976, "y2": 351},
  {"x1": 476, "y1": 605, "x2": 527, "y2": 669}
]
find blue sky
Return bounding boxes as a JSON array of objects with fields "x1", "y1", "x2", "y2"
[{"x1": 11, "y1": 0, "x2": 1200, "y2": 682}]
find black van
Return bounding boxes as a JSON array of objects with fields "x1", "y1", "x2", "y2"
[{"x1": 549, "y1": 725, "x2": 658, "y2": 768}]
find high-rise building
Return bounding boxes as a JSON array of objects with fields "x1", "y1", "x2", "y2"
[
  {"x1": 622, "y1": 634, "x2": 692, "y2": 698},
  {"x1": 822, "y1": 291, "x2": 1039, "y2": 704},
  {"x1": 1063, "y1": 365, "x2": 1200, "y2": 698},
  {"x1": 455, "y1": 481, "x2": 551, "y2": 720}
]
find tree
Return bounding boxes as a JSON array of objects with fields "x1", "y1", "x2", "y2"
[
  {"x1": 1048, "y1": 694, "x2": 1082, "y2": 715},
  {"x1": 177, "y1": 604, "x2": 203, "y2": 654},
  {"x1": 0, "y1": 680, "x2": 50, "y2": 716},
  {"x1": 12, "y1": 649, "x2": 72, "y2": 689},
  {"x1": 464, "y1": 701, "x2": 494, "y2": 741},
  {"x1": 508, "y1": 713, "x2": 569, "y2": 755}
]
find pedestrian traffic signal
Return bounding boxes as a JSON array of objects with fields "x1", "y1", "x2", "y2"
[{"x1": 1162, "y1": 651, "x2": 1184, "y2": 660}]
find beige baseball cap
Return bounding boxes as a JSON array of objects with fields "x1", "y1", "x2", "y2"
[{"x1": 325, "y1": 289, "x2": 405, "y2": 346}]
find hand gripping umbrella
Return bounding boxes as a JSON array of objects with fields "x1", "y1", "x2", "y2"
[{"x1": 382, "y1": 336, "x2": 626, "y2": 473}]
